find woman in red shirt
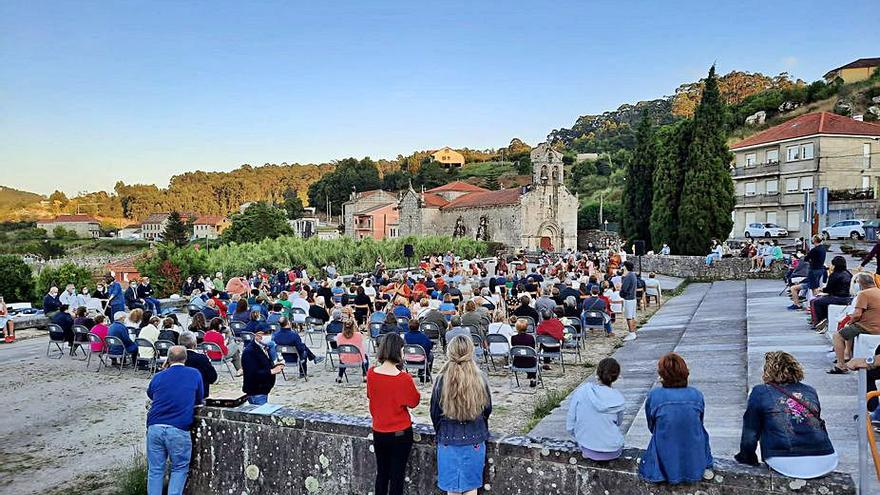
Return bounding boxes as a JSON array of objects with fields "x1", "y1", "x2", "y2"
[
  {"x1": 367, "y1": 333, "x2": 420, "y2": 495},
  {"x1": 537, "y1": 308, "x2": 565, "y2": 371},
  {"x1": 203, "y1": 318, "x2": 242, "y2": 376}
]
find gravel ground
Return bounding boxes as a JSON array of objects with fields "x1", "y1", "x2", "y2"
[{"x1": 0, "y1": 298, "x2": 667, "y2": 494}]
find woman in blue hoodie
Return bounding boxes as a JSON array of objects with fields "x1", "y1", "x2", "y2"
[
  {"x1": 566, "y1": 358, "x2": 625, "y2": 461},
  {"x1": 639, "y1": 353, "x2": 713, "y2": 484}
]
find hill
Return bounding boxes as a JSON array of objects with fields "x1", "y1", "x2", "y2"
[{"x1": 0, "y1": 186, "x2": 43, "y2": 209}]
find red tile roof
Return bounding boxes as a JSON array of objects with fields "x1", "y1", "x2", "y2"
[
  {"x1": 194, "y1": 215, "x2": 227, "y2": 225},
  {"x1": 39, "y1": 214, "x2": 99, "y2": 224},
  {"x1": 427, "y1": 181, "x2": 489, "y2": 194},
  {"x1": 730, "y1": 112, "x2": 880, "y2": 150},
  {"x1": 422, "y1": 193, "x2": 449, "y2": 207},
  {"x1": 441, "y1": 188, "x2": 522, "y2": 210},
  {"x1": 824, "y1": 57, "x2": 880, "y2": 78}
]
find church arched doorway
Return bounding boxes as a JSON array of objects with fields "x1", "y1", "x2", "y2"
[
  {"x1": 539, "y1": 236, "x2": 553, "y2": 251},
  {"x1": 536, "y1": 221, "x2": 561, "y2": 252}
]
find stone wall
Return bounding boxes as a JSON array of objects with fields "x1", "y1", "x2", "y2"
[
  {"x1": 636, "y1": 255, "x2": 785, "y2": 280},
  {"x1": 576, "y1": 230, "x2": 620, "y2": 250},
  {"x1": 188, "y1": 405, "x2": 854, "y2": 495}
]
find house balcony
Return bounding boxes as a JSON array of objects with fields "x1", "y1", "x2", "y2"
[
  {"x1": 732, "y1": 162, "x2": 779, "y2": 178},
  {"x1": 736, "y1": 193, "x2": 780, "y2": 207},
  {"x1": 829, "y1": 187, "x2": 875, "y2": 201}
]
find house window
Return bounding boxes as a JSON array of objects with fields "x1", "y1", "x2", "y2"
[
  {"x1": 785, "y1": 178, "x2": 799, "y2": 192},
  {"x1": 866, "y1": 143, "x2": 872, "y2": 169},
  {"x1": 744, "y1": 182, "x2": 757, "y2": 196},
  {"x1": 766, "y1": 149, "x2": 779, "y2": 163},
  {"x1": 787, "y1": 211, "x2": 801, "y2": 230},
  {"x1": 745, "y1": 153, "x2": 757, "y2": 167},
  {"x1": 786, "y1": 145, "x2": 800, "y2": 162},
  {"x1": 800, "y1": 176, "x2": 814, "y2": 191},
  {"x1": 802, "y1": 143, "x2": 814, "y2": 160},
  {"x1": 863, "y1": 176, "x2": 871, "y2": 189},
  {"x1": 766, "y1": 212, "x2": 777, "y2": 225},
  {"x1": 745, "y1": 212, "x2": 756, "y2": 225},
  {"x1": 766, "y1": 179, "x2": 778, "y2": 195}
]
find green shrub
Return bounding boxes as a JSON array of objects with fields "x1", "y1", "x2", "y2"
[
  {"x1": 34, "y1": 263, "x2": 94, "y2": 303},
  {"x1": 136, "y1": 244, "x2": 209, "y2": 297},
  {"x1": 116, "y1": 450, "x2": 147, "y2": 495},
  {"x1": 0, "y1": 255, "x2": 34, "y2": 303}
]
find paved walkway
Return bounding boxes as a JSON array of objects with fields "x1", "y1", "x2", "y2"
[{"x1": 529, "y1": 278, "x2": 868, "y2": 487}]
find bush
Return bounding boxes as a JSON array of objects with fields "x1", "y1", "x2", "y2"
[
  {"x1": 34, "y1": 263, "x2": 94, "y2": 304},
  {"x1": 206, "y1": 235, "x2": 489, "y2": 277},
  {"x1": 136, "y1": 244, "x2": 209, "y2": 297},
  {"x1": 0, "y1": 255, "x2": 34, "y2": 303}
]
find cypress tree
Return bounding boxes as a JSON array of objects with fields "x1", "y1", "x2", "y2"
[
  {"x1": 676, "y1": 66, "x2": 735, "y2": 255},
  {"x1": 162, "y1": 211, "x2": 191, "y2": 247},
  {"x1": 650, "y1": 119, "x2": 692, "y2": 252},
  {"x1": 621, "y1": 113, "x2": 657, "y2": 246}
]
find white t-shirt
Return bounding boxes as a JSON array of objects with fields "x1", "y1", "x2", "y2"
[{"x1": 765, "y1": 452, "x2": 838, "y2": 479}]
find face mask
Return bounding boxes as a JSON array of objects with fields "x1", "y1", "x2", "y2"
[{"x1": 260, "y1": 335, "x2": 272, "y2": 345}]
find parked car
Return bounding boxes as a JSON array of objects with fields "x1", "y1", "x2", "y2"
[
  {"x1": 744, "y1": 222, "x2": 788, "y2": 238},
  {"x1": 822, "y1": 219, "x2": 865, "y2": 240}
]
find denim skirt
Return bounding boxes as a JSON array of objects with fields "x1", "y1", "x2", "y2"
[{"x1": 437, "y1": 442, "x2": 485, "y2": 492}]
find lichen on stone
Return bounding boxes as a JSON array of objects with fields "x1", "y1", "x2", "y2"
[
  {"x1": 244, "y1": 464, "x2": 260, "y2": 480},
  {"x1": 304, "y1": 476, "x2": 320, "y2": 492}
]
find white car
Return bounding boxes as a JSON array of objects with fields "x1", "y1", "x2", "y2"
[
  {"x1": 744, "y1": 222, "x2": 788, "y2": 238},
  {"x1": 822, "y1": 219, "x2": 865, "y2": 240}
]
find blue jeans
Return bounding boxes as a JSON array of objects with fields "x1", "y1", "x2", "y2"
[
  {"x1": 705, "y1": 253, "x2": 720, "y2": 266},
  {"x1": 146, "y1": 424, "x2": 192, "y2": 495},
  {"x1": 144, "y1": 297, "x2": 162, "y2": 313},
  {"x1": 248, "y1": 394, "x2": 268, "y2": 405}
]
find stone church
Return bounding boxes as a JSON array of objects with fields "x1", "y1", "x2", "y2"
[{"x1": 397, "y1": 142, "x2": 578, "y2": 251}]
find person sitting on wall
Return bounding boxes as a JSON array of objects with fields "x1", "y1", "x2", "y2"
[
  {"x1": 566, "y1": 357, "x2": 625, "y2": 461},
  {"x1": 828, "y1": 272, "x2": 880, "y2": 374},
  {"x1": 809, "y1": 256, "x2": 852, "y2": 331},
  {"x1": 43, "y1": 286, "x2": 61, "y2": 318},
  {"x1": 137, "y1": 276, "x2": 162, "y2": 314}
]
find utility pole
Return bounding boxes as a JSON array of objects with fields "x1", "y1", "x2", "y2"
[{"x1": 599, "y1": 193, "x2": 604, "y2": 227}]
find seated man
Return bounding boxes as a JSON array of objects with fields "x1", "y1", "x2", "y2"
[
  {"x1": 581, "y1": 286, "x2": 612, "y2": 335},
  {"x1": 50, "y1": 304, "x2": 75, "y2": 350},
  {"x1": 125, "y1": 280, "x2": 146, "y2": 310},
  {"x1": 200, "y1": 299, "x2": 220, "y2": 321},
  {"x1": 404, "y1": 318, "x2": 434, "y2": 383},
  {"x1": 179, "y1": 331, "x2": 218, "y2": 398},
  {"x1": 107, "y1": 311, "x2": 139, "y2": 361},
  {"x1": 443, "y1": 315, "x2": 469, "y2": 349},
  {"x1": 271, "y1": 317, "x2": 323, "y2": 377},
  {"x1": 416, "y1": 298, "x2": 447, "y2": 340},
  {"x1": 137, "y1": 276, "x2": 162, "y2": 314},
  {"x1": 829, "y1": 272, "x2": 880, "y2": 374}
]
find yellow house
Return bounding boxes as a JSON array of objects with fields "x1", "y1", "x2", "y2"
[
  {"x1": 431, "y1": 146, "x2": 465, "y2": 167},
  {"x1": 823, "y1": 57, "x2": 880, "y2": 84}
]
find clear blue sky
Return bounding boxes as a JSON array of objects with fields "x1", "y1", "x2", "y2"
[{"x1": 1, "y1": 0, "x2": 876, "y2": 195}]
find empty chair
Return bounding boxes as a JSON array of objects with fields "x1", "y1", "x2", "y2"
[
  {"x1": 47, "y1": 323, "x2": 66, "y2": 359},
  {"x1": 509, "y1": 345, "x2": 543, "y2": 389},
  {"x1": 402, "y1": 344, "x2": 430, "y2": 383},
  {"x1": 325, "y1": 333, "x2": 339, "y2": 370},
  {"x1": 335, "y1": 344, "x2": 366, "y2": 384},
  {"x1": 536, "y1": 334, "x2": 565, "y2": 372},
  {"x1": 485, "y1": 334, "x2": 511, "y2": 372},
  {"x1": 419, "y1": 321, "x2": 442, "y2": 341},
  {"x1": 71, "y1": 325, "x2": 91, "y2": 360},
  {"x1": 562, "y1": 325, "x2": 583, "y2": 362},
  {"x1": 469, "y1": 333, "x2": 488, "y2": 366},
  {"x1": 102, "y1": 335, "x2": 129, "y2": 374},
  {"x1": 396, "y1": 317, "x2": 410, "y2": 333},
  {"x1": 135, "y1": 338, "x2": 158, "y2": 375},
  {"x1": 199, "y1": 341, "x2": 236, "y2": 379},
  {"x1": 304, "y1": 317, "x2": 325, "y2": 345},
  {"x1": 368, "y1": 322, "x2": 384, "y2": 351},
  {"x1": 229, "y1": 320, "x2": 247, "y2": 336},
  {"x1": 276, "y1": 345, "x2": 307, "y2": 381}
]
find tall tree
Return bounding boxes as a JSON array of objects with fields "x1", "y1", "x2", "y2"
[
  {"x1": 307, "y1": 158, "x2": 382, "y2": 213},
  {"x1": 222, "y1": 202, "x2": 293, "y2": 244},
  {"x1": 676, "y1": 66, "x2": 735, "y2": 255},
  {"x1": 162, "y1": 211, "x2": 191, "y2": 247},
  {"x1": 281, "y1": 188, "x2": 305, "y2": 220},
  {"x1": 621, "y1": 113, "x2": 657, "y2": 245},
  {"x1": 650, "y1": 119, "x2": 693, "y2": 252}
]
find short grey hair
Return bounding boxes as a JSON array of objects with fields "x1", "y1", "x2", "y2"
[
  {"x1": 855, "y1": 272, "x2": 876, "y2": 289},
  {"x1": 179, "y1": 331, "x2": 197, "y2": 349},
  {"x1": 168, "y1": 345, "x2": 187, "y2": 364}
]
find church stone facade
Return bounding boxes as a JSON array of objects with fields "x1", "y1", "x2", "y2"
[{"x1": 397, "y1": 142, "x2": 578, "y2": 251}]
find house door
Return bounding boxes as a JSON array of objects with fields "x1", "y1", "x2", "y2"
[{"x1": 539, "y1": 236, "x2": 553, "y2": 251}]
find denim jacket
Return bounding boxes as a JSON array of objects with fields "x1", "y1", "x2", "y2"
[
  {"x1": 735, "y1": 382, "x2": 834, "y2": 465},
  {"x1": 639, "y1": 386, "x2": 713, "y2": 484},
  {"x1": 430, "y1": 375, "x2": 492, "y2": 446}
]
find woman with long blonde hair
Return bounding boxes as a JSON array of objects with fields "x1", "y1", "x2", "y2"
[{"x1": 430, "y1": 335, "x2": 492, "y2": 495}]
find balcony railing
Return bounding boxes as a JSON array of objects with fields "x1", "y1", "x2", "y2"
[
  {"x1": 732, "y1": 161, "x2": 780, "y2": 177},
  {"x1": 829, "y1": 187, "x2": 875, "y2": 201},
  {"x1": 736, "y1": 193, "x2": 780, "y2": 205}
]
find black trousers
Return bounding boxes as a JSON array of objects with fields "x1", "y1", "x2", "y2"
[{"x1": 373, "y1": 428, "x2": 413, "y2": 495}]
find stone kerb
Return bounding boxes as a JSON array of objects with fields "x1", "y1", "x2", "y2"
[
  {"x1": 637, "y1": 254, "x2": 785, "y2": 281},
  {"x1": 188, "y1": 405, "x2": 854, "y2": 495}
]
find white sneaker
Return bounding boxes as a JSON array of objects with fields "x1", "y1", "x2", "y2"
[{"x1": 623, "y1": 333, "x2": 637, "y2": 342}]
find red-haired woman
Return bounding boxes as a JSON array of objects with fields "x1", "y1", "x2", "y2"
[{"x1": 639, "y1": 353, "x2": 713, "y2": 484}]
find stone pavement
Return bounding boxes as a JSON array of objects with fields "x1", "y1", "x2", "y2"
[{"x1": 529, "y1": 278, "x2": 870, "y2": 488}]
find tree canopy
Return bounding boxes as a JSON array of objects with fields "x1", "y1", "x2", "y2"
[
  {"x1": 221, "y1": 202, "x2": 293, "y2": 244},
  {"x1": 621, "y1": 114, "x2": 657, "y2": 245},
  {"x1": 307, "y1": 158, "x2": 382, "y2": 214},
  {"x1": 162, "y1": 211, "x2": 192, "y2": 247}
]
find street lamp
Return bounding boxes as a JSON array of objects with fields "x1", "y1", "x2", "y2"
[{"x1": 603, "y1": 219, "x2": 609, "y2": 232}]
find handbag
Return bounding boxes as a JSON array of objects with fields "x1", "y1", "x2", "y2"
[{"x1": 769, "y1": 383, "x2": 827, "y2": 431}]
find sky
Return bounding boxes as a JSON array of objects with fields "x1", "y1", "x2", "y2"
[{"x1": 1, "y1": 0, "x2": 877, "y2": 196}]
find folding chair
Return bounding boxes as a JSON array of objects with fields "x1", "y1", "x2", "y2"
[
  {"x1": 135, "y1": 338, "x2": 159, "y2": 375},
  {"x1": 402, "y1": 344, "x2": 430, "y2": 383},
  {"x1": 239, "y1": 331, "x2": 256, "y2": 345},
  {"x1": 102, "y1": 335, "x2": 129, "y2": 374},
  {"x1": 335, "y1": 344, "x2": 366, "y2": 385},
  {"x1": 368, "y1": 322, "x2": 384, "y2": 352},
  {"x1": 46, "y1": 323, "x2": 66, "y2": 359},
  {"x1": 419, "y1": 321, "x2": 443, "y2": 341},
  {"x1": 517, "y1": 316, "x2": 536, "y2": 335},
  {"x1": 325, "y1": 333, "x2": 339, "y2": 370},
  {"x1": 154, "y1": 339, "x2": 174, "y2": 369},
  {"x1": 536, "y1": 334, "x2": 565, "y2": 372},
  {"x1": 562, "y1": 325, "x2": 582, "y2": 362},
  {"x1": 305, "y1": 317, "x2": 325, "y2": 345},
  {"x1": 485, "y1": 334, "x2": 511, "y2": 372},
  {"x1": 276, "y1": 345, "x2": 307, "y2": 381},
  {"x1": 187, "y1": 304, "x2": 202, "y2": 317},
  {"x1": 582, "y1": 311, "x2": 610, "y2": 337},
  {"x1": 86, "y1": 333, "x2": 106, "y2": 371},
  {"x1": 469, "y1": 333, "x2": 489, "y2": 368},
  {"x1": 396, "y1": 317, "x2": 410, "y2": 333},
  {"x1": 71, "y1": 325, "x2": 91, "y2": 360},
  {"x1": 199, "y1": 341, "x2": 236, "y2": 379},
  {"x1": 229, "y1": 320, "x2": 247, "y2": 337},
  {"x1": 266, "y1": 323, "x2": 281, "y2": 334},
  {"x1": 194, "y1": 330, "x2": 206, "y2": 343},
  {"x1": 290, "y1": 308, "x2": 306, "y2": 329},
  {"x1": 509, "y1": 345, "x2": 543, "y2": 390}
]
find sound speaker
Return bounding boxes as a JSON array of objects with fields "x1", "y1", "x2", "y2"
[
  {"x1": 403, "y1": 244, "x2": 414, "y2": 258},
  {"x1": 633, "y1": 240, "x2": 646, "y2": 256}
]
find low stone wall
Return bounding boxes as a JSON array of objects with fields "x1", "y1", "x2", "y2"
[
  {"x1": 11, "y1": 297, "x2": 188, "y2": 331},
  {"x1": 636, "y1": 255, "x2": 786, "y2": 281},
  {"x1": 188, "y1": 405, "x2": 854, "y2": 495}
]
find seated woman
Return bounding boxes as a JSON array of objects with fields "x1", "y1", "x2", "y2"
[
  {"x1": 89, "y1": 314, "x2": 109, "y2": 352},
  {"x1": 735, "y1": 351, "x2": 837, "y2": 478},
  {"x1": 137, "y1": 315, "x2": 161, "y2": 360},
  {"x1": 486, "y1": 310, "x2": 514, "y2": 355},
  {"x1": 639, "y1": 353, "x2": 713, "y2": 484},
  {"x1": 231, "y1": 299, "x2": 251, "y2": 324},
  {"x1": 510, "y1": 318, "x2": 538, "y2": 388},
  {"x1": 809, "y1": 256, "x2": 852, "y2": 329},
  {"x1": 73, "y1": 306, "x2": 95, "y2": 330},
  {"x1": 566, "y1": 358, "x2": 625, "y2": 461},
  {"x1": 438, "y1": 293, "x2": 457, "y2": 322},
  {"x1": 335, "y1": 319, "x2": 368, "y2": 383},
  {"x1": 204, "y1": 317, "x2": 242, "y2": 375},
  {"x1": 536, "y1": 308, "x2": 564, "y2": 370},
  {"x1": 157, "y1": 317, "x2": 180, "y2": 344},
  {"x1": 379, "y1": 311, "x2": 399, "y2": 336}
]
